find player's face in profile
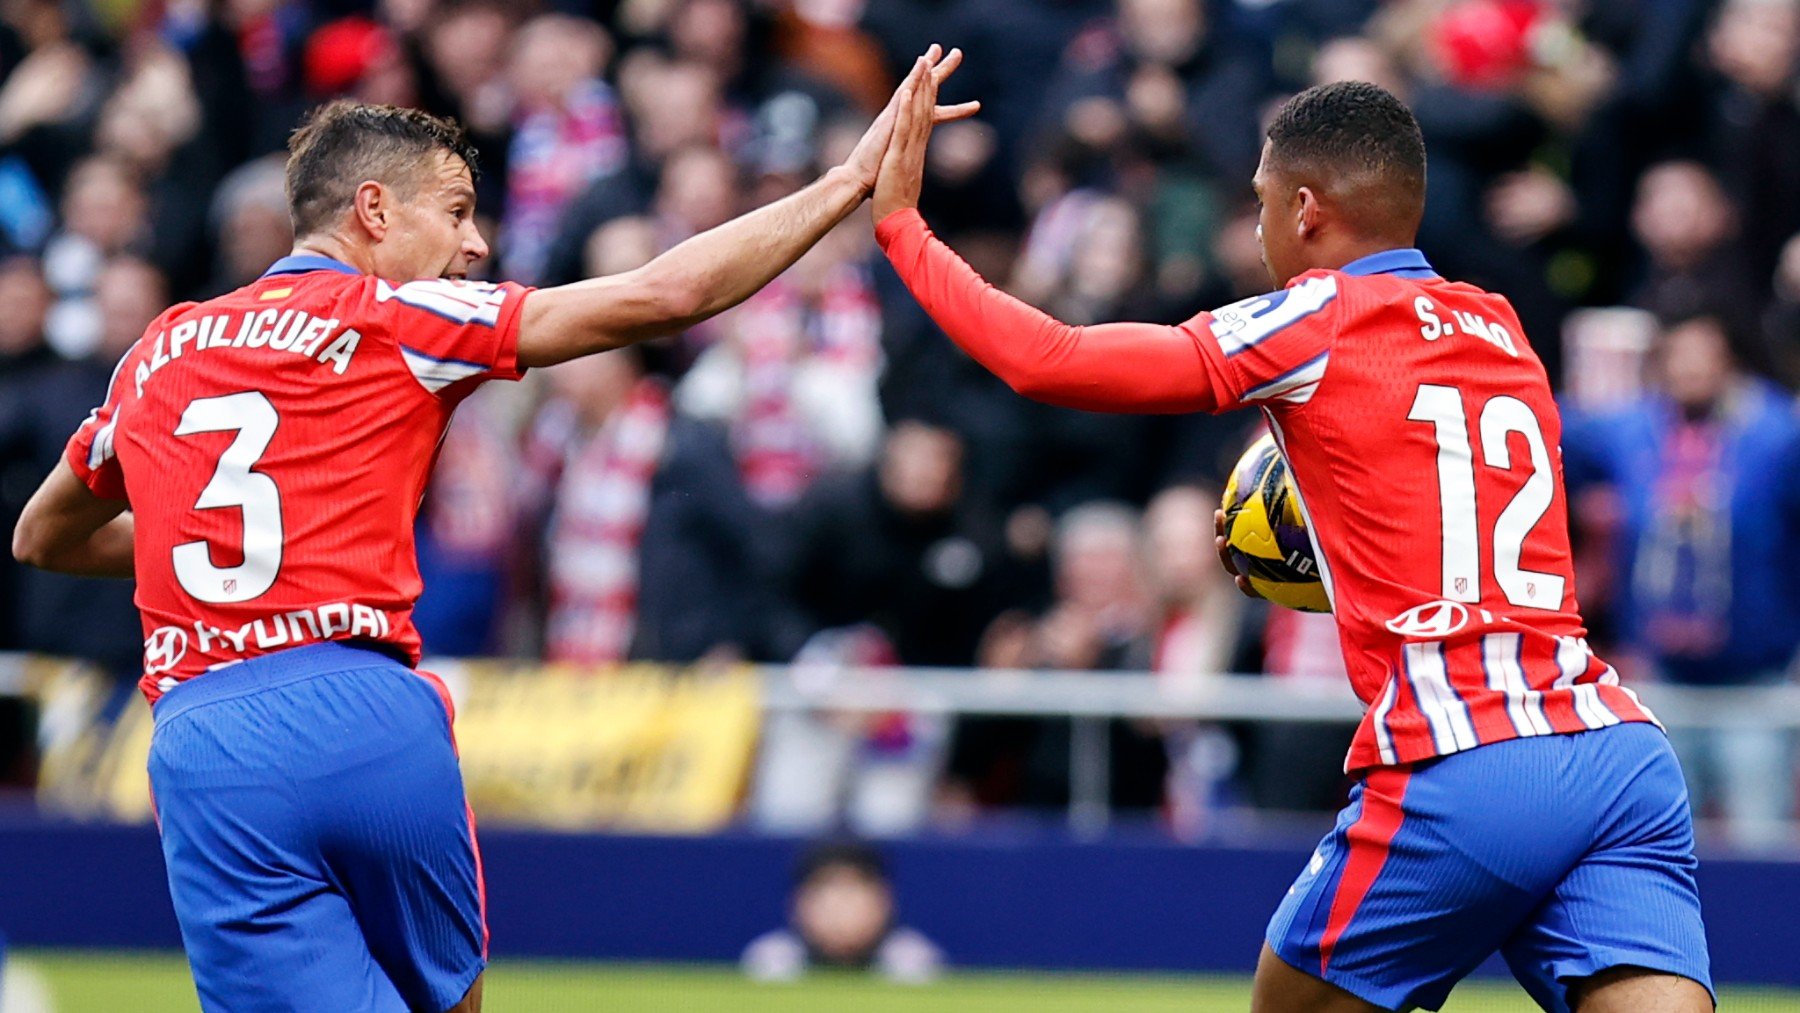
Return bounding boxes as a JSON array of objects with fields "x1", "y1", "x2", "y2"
[
  {"x1": 379, "y1": 151, "x2": 489, "y2": 282},
  {"x1": 1251, "y1": 141, "x2": 1301, "y2": 288}
]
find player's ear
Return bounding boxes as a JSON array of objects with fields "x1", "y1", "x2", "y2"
[
  {"x1": 1295, "y1": 186, "x2": 1321, "y2": 239},
  {"x1": 353, "y1": 181, "x2": 389, "y2": 240}
]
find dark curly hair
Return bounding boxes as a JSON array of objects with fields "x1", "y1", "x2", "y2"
[
  {"x1": 1265, "y1": 81, "x2": 1427, "y2": 238},
  {"x1": 285, "y1": 101, "x2": 481, "y2": 238}
]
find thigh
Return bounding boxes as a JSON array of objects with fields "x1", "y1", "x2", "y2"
[
  {"x1": 1502, "y1": 728, "x2": 1713, "y2": 1013},
  {"x1": 1265, "y1": 760, "x2": 1559, "y2": 1012},
  {"x1": 149, "y1": 702, "x2": 408, "y2": 1013},
  {"x1": 302, "y1": 668, "x2": 487, "y2": 1013}
]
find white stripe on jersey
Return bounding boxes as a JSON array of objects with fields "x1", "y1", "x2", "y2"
[
  {"x1": 1369, "y1": 675, "x2": 1400, "y2": 767},
  {"x1": 1596, "y1": 660, "x2": 1661, "y2": 729},
  {"x1": 400, "y1": 345, "x2": 487, "y2": 393},
  {"x1": 378, "y1": 279, "x2": 506, "y2": 327},
  {"x1": 1404, "y1": 642, "x2": 1480, "y2": 752},
  {"x1": 1264, "y1": 413, "x2": 1336, "y2": 610},
  {"x1": 1210, "y1": 275, "x2": 1339, "y2": 356},
  {"x1": 1243, "y1": 352, "x2": 1331, "y2": 405},
  {"x1": 1481, "y1": 632, "x2": 1553, "y2": 736},
  {"x1": 1554, "y1": 636, "x2": 1620, "y2": 730},
  {"x1": 85, "y1": 336, "x2": 141, "y2": 468}
]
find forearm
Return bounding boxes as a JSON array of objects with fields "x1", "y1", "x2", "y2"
[
  {"x1": 875, "y1": 209, "x2": 1224, "y2": 413},
  {"x1": 13, "y1": 462, "x2": 133, "y2": 577},
  {"x1": 518, "y1": 168, "x2": 868, "y2": 366},
  {"x1": 653, "y1": 166, "x2": 868, "y2": 322},
  {"x1": 31, "y1": 513, "x2": 134, "y2": 576}
]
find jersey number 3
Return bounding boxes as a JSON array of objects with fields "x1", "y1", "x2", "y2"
[
  {"x1": 172, "y1": 391, "x2": 284, "y2": 604},
  {"x1": 1408, "y1": 384, "x2": 1564, "y2": 610}
]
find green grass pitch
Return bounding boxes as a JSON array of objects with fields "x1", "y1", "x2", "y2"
[{"x1": 18, "y1": 952, "x2": 1800, "y2": 1011}]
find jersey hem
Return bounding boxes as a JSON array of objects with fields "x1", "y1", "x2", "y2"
[{"x1": 1343, "y1": 715, "x2": 1664, "y2": 777}]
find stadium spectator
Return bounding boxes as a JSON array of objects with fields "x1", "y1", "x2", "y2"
[
  {"x1": 521, "y1": 344, "x2": 774, "y2": 664},
  {"x1": 1035, "y1": 0, "x2": 1266, "y2": 182},
  {"x1": 1005, "y1": 196, "x2": 1164, "y2": 511},
  {"x1": 750, "y1": 624, "x2": 949, "y2": 837},
  {"x1": 1628, "y1": 161, "x2": 1758, "y2": 315},
  {"x1": 741, "y1": 841, "x2": 944, "y2": 984},
  {"x1": 501, "y1": 14, "x2": 626, "y2": 283},
  {"x1": 1140, "y1": 485, "x2": 1248, "y2": 837},
  {"x1": 0, "y1": 256, "x2": 160, "y2": 676},
  {"x1": 781, "y1": 419, "x2": 1015, "y2": 666},
  {"x1": 1014, "y1": 502, "x2": 1167, "y2": 812},
  {"x1": 92, "y1": 42, "x2": 216, "y2": 297},
  {"x1": 1706, "y1": 0, "x2": 1800, "y2": 288},
  {"x1": 41, "y1": 157, "x2": 150, "y2": 358},
  {"x1": 538, "y1": 59, "x2": 732, "y2": 286},
  {"x1": 676, "y1": 218, "x2": 886, "y2": 507},
  {"x1": 1565, "y1": 308, "x2": 1800, "y2": 847},
  {"x1": 204, "y1": 155, "x2": 293, "y2": 297},
  {"x1": 413, "y1": 386, "x2": 520, "y2": 658},
  {"x1": 0, "y1": 256, "x2": 55, "y2": 650}
]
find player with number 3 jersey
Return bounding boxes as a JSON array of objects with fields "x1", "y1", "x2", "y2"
[
  {"x1": 14, "y1": 50, "x2": 978, "y2": 1013},
  {"x1": 868, "y1": 75, "x2": 1710, "y2": 1012}
]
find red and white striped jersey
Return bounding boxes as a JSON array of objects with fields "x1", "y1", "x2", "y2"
[
  {"x1": 64, "y1": 255, "x2": 532, "y2": 703},
  {"x1": 1193, "y1": 248, "x2": 1659, "y2": 772}
]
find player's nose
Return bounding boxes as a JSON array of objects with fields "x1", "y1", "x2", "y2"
[{"x1": 462, "y1": 223, "x2": 490, "y2": 263}]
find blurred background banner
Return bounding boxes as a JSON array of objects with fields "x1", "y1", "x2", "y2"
[
  {"x1": 30, "y1": 659, "x2": 762, "y2": 833},
  {"x1": 448, "y1": 661, "x2": 761, "y2": 832}
]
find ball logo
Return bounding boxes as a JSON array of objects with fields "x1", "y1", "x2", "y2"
[
  {"x1": 144, "y1": 626, "x2": 189, "y2": 675},
  {"x1": 1385, "y1": 600, "x2": 1470, "y2": 639}
]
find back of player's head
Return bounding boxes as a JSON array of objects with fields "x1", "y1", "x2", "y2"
[
  {"x1": 1264, "y1": 81, "x2": 1426, "y2": 241},
  {"x1": 285, "y1": 102, "x2": 480, "y2": 238}
]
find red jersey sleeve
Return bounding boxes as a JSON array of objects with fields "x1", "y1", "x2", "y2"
[
  {"x1": 369, "y1": 278, "x2": 534, "y2": 395},
  {"x1": 1188, "y1": 271, "x2": 1341, "y2": 411},
  {"x1": 876, "y1": 209, "x2": 1231, "y2": 413},
  {"x1": 64, "y1": 328, "x2": 163, "y2": 501}
]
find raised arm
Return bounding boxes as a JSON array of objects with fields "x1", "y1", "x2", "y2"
[
  {"x1": 514, "y1": 47, "x2": 980, "y2": 368},
  {"x1": 13, "y1": 459, "x2": 134, "y2": 577},
  {"x1": 874, "y1": 210, "x2": 1227, "y2": 413},
  {"x1": 867, "y1": 52, "x2": 1227, "y2": 414}
]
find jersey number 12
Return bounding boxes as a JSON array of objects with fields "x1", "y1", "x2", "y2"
[{"x1": 1408, "y1": 384, "x2": 1564, "y2": 610}]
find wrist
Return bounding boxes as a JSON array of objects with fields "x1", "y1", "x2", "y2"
[
  {"x1": 822, "y1": 164, "x2": 871, "y2": 203},
  {"x1": 874, "y1": 206, "x2": 925, "y2": 249}
]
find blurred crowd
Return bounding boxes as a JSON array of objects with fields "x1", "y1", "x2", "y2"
[{"x1": 2, "y1": 0, "x2": 1799, "y2": 843}]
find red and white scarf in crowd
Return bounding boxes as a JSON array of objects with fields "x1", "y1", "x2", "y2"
[
  {"x1": 537, "y1": 379, "x2": 672, "y2": 665},
  {"x1": 729, "y1": 263, "x2": 882, "y2": 506},
  {"x1": 504, "y1": 78, "x2": 628, "y2": 284}
]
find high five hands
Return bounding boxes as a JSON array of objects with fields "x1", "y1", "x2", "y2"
[{"x1": 840, "y1": 45, "x2": 979, "y2": 217}]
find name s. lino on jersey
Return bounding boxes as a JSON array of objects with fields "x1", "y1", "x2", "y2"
[{"x1": 66, "y1": 256, "x2": 532, "y2": 703}]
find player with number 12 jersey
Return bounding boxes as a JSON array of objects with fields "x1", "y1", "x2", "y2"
[{"x1": 869, "y1": 74, "x2": 1710, "y2": 1012}]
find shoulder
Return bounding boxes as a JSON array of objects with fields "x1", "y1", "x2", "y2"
[
  {"x1": 1207, "y1": 272, "x2": 1343, "y2": 350},
  {"x1": 373, "y1": 277, "x2": 518, "y2": 326}
]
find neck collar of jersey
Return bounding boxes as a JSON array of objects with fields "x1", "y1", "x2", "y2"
[
  {"x1": 1338, "y1": 248, "x2": 1438, "y2": 279},
  {"x1": 262, "y1": 254, "x2": 360, "y2": 278}
]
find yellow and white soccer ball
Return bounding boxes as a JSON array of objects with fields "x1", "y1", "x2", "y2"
[{"x1": 1220, "y1": 434, "x2": 1331, "y2": 613}]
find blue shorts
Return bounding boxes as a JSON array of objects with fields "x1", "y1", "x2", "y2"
[
  {"x1": 1268, "y1": 723, "x2": 1711, "y2": 1012},
  {"x1": 148, "y1": 642, "x2": 485, "y2": 1013}
]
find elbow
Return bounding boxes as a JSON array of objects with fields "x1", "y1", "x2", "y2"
[
  {"x1": 637, "y1": 268, "x2": 710, "y2": 330},
  {"x1": 12, "y1": 516, "x2": 48, "y2": 570},
  {"x1": 1004, "y1": 370, "x2": 1059, "y2": 404}
]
